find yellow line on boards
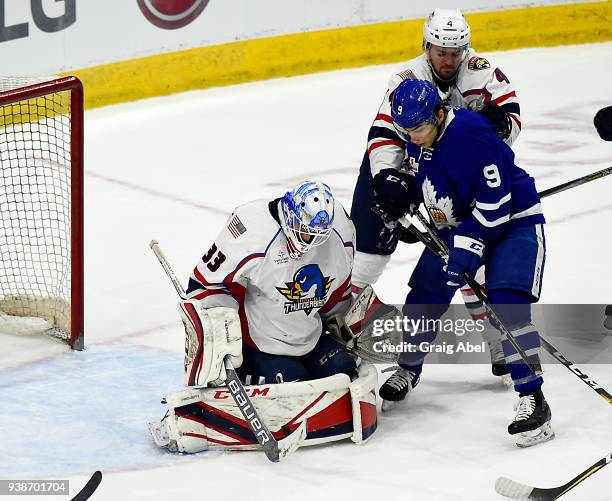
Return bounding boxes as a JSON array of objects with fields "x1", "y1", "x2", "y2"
[{"x1": 63, "y1": 1, "x2": 612, "y2": 109}]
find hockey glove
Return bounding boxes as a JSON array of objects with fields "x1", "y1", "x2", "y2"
[
  {"x1": 478, "y1": 101, "x2": 512, "y2": 140},
  {"x1": 446, "y1": 235, "x2": 485, "y2": 289},
  {"x1": 372, "y1": 169, "x2": 415, "y2": 223}
]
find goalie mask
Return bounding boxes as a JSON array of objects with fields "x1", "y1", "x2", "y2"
[{"x1": 279, "y1": 181, "x2": 335, "y2": 258}]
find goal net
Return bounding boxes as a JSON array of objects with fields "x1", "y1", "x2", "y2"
[{"x1": 0, "y1": 76, "x2": 84, "y2": 349}]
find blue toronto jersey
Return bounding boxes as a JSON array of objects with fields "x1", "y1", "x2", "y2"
[{"x1": 405, "y1": 108, "x2": 545, "y2": 245}]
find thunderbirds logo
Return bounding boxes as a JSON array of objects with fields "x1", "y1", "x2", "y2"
[
  {"x1": 422, "y1": 177, "x2": 459, "y2": 228},
  {"x1": 276, "y1": 264, "x2": 333, "y2": 315}
]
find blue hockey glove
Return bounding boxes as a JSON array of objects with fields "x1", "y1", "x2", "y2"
[
  {"x1": 372, "y1": 169, "x2": 414, "y2": 222},
  {"x1": 446, "y1": 235, "x2": 485, "y2": 289},
  {"x1": 478, "y1": 101, "x2": 512, "y2": 140}
]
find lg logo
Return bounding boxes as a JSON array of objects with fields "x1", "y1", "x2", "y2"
[
  {"x1": 137, "y1": 0, "x2": 210, "y2": 29},
  {"x1": 0, "y1": 0, "x2": 75, "y2": 42}
]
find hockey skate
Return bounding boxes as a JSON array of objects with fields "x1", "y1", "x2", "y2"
[
  {"x1": 508, "y1": 389, "x2": 555, "y2": 448},
  {"x1": 379, "y1": 368, "x2": 420, "y2": 411}
]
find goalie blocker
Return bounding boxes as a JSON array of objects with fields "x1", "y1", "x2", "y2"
[{"x1": 149, "y1": 362, "x2": 378, "y2": 453}]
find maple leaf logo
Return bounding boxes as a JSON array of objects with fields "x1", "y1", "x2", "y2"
[{"x1": 422, "y1": 177, "x2": 458, "y2": 228}]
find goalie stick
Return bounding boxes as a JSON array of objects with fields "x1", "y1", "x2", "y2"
[
  {"x1": 149, "y1": 240, "x2": 305, "y2": 463},
  {"x1": 495, "y1": 451, "x2": 612, "y2": 500}
]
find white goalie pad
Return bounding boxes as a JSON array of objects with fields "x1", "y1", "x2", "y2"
[
  {"x1": 178, "y1": 302, "x2": 242, "y2": 387},
  {"x1": 148, "y1": 362, "x2": 378, "y2": 454}
]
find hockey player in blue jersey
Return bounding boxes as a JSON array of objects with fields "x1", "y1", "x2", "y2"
[{"x1": 374, "y1": 79, "x2": 553, "y2": 447}]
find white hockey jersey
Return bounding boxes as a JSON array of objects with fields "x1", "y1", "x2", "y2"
[
  {"x1": 367, "y1": 49, "x2": 521, "y2": 178},
  {"x1": 186, "y1": 199, "x2": 355, "y2": 357}
]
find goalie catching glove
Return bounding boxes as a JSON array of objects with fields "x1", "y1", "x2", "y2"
[
  {"x1": 326, "y1": 285, "x2": 402, "y2": 364},
  {"x1": 179, "y1": 301, "x2": 243, "y2": 387}
]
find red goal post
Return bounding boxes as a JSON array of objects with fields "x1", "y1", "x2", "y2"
[{"x1": 0, "y1": 76, "x2": 84, "y2": 349}]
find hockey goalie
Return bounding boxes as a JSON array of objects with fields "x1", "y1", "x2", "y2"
[{"x1": 148, "y1": 181, "x2": 401, "y2": 454}]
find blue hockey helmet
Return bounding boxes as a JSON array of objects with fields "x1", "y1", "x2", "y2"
[
  {"x1": 391, "y1": 79, "x2": 442, "y2": 133},
  {"x1": 279, "y1": 181, "x2": 335, "y2": 258}
]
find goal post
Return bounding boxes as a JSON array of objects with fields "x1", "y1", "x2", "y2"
[{"x1": 0, "y1": 76, "x2": 84, "y2": 350}]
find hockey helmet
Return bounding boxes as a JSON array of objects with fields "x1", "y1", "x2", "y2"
[
  {"x1": 391, "y1": 79, "x2": 442, "y2": 132},
  {"x1": 280, "y1": 181, "x2": 335, "y2": 257},
  {"x1": 423, "y1": 9, "x2": 471, "y2": 49}
]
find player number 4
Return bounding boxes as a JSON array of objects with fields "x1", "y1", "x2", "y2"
[{"x1": 483, "y1": 164, "x2": 501, "y2": 188}]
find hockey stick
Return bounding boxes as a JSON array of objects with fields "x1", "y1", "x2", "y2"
[
  {"x1": 397, "y1": 167, "x2": 612, "y2": 246},
  {"x1": 401, "y1": 211, "x2": 538, "y2": 371},
  {"x1": 495, "y1": 451, "x2": 612, "y2": 500},
  {"x1": 149, "y1": 240, "x2": 306, "y2": 463},
  {"x1": 397, "y1": 218, "x2": 612, "y2": 500},
  {"x1": 398, "y1": 215, "x2": 612, "y2": 406},
  {"x1": 70, "y1": 471, "x2": 102, "y2": 501},
  {"x1": 537, "y1": 165, "x2": 612, "y2": 199}
]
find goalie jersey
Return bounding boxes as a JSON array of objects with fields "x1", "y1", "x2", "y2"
[
  {"x1": 368, "y1": 49, "x2": 521, "y2": 178},
  {"x1": 186, "y1": 199, "x2": 354, "y2": 356},
  {"x1": 406, "y1": 107, "x2": 544, "y2": 245}
]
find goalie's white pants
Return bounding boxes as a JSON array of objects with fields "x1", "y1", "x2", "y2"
[{"x1": 149, "y1": 363, "x2": 378, "y2": 453}]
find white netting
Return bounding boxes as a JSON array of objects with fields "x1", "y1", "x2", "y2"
[{"x1": 0, "y1": 77, "x2": 73, "y2": 341}]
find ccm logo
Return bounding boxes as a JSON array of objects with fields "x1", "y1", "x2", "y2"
[
  {"x1": 137, "y1": 0, "x2": 209, "y2": 30},
  {"x1": 214, "y1": 387, "x2": 270, "y2": 399}
]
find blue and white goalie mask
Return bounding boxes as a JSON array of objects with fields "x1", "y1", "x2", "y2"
[{"x1": 280, "y1": 181, "x2": 335, "y2": 258}]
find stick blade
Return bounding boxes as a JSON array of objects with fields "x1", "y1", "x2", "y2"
[
  {"x1": 495, "y1": 477, "x2": 534, "y2": 500},
  {"x1": 278, "y1": 420, "x2": 307, "y2": 459}
]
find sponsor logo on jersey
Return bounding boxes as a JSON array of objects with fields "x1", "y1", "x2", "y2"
[
  {"x1": 468, "y1": 56, "x2": 491, "y2": 71},
  {"x1": 137, "y1": 0, "x2": 209, "y2": 29},
  {"x1": 274, "y1": 249, "x2": 290, "y2": 265},
  {"x1": 422, "y1": 177, "x2": 459, "y2": 228},
  {"x1": 276, "y1": 264, "x2": 333, "y2": 315}
]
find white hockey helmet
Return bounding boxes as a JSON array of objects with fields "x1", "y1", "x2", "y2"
[
  {"x1": 423, "y1": 8, "x2": 471, "y2": 49},
  {"x1": 279, "y1": 181, "x2": 335, "y2": 258}
]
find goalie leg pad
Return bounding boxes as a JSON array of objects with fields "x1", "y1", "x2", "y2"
[
  {"x1": 349, "y1": 362, "x2": 378, "y2": 444},
  {"x1": 179, "y1": 302, "x2": 242, "y2": 387},
  {"x1": 149, "y1": 363, "x2": 379, "y2": 453}
]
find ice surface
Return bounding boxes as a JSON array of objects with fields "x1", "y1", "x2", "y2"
[{"x1": 1, "y1": 42, "x2": 611, "y2": 500}]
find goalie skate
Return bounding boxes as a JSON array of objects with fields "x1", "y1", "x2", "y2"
[{"x1": 508, "y1": 390, "x2": 555, "y2": 448}]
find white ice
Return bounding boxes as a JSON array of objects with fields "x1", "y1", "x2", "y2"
[{"x1": 1, "y1": 42, "x2": 611, "y2": 501}]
